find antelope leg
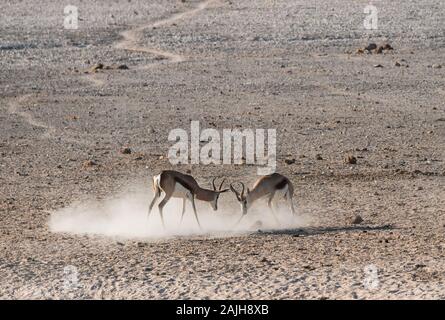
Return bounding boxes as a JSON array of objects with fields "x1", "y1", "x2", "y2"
[
  {"x1": 148, "y1": 193, "x2": 159, "y2": 220},
  {"x1": 267, "y1": 193, "x2": 280, "y2": 226},
  {"x1": 179, "y1": 198, "x2": 186, "y2": 225},
  {"x1": 190, "y1": 195, "x2": 202, "y2": 229},
  {"x1": 158, "y1": 194, "x2": 171, "y2": 229}
]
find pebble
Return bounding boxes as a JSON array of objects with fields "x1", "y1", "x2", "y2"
[{"x1": 352, "y1": 215, "x2": 364, "y2": 224}]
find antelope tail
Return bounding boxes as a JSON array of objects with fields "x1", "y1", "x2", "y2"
[{"x1": 152, "y1": 174, "x2": 162, "y2": 197}]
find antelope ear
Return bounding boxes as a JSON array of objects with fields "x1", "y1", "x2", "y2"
[{"x1": 219, "y1": 189, "x2": 230, "y2": 193}]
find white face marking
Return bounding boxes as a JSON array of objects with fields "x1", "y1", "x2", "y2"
[
  {"x1": 241, "y1": 199, "x2": 248, "y2": 215},
  {"x1": 210, "y1": 197, "x2": 217, "y2": 211}
]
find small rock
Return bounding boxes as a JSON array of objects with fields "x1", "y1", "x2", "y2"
[
  {"x1": 90, "y1": 63, "x2": 104, "y2": 72},
  {"x1": 395, "y1": 61, "x2": 401, "y2": 67},
  {"x1": 284, "y1": 158, "x2": 296, "y2": 165},
  {"x1": 374, "y1": 64, "x2": 383, "y2": 68},
  {"x1": 365, "y1": 43, "x2": 377, "y2": 51},
  {"x1": 105, "y1": 64, "x2": 129, "y2": 70},
  {"x1": 303, "y1": 265, "x2": 316, "y2": 271},
  {"x1": 432, "y1": 64, "x2": 442, "y2": 69},
  {"x1": 345, "y1": 155, "x2": 357, "y2": 164},
  {"x1": 83, "y1": 160, "x2": 97, "y2": 167},
  {"x1": 120, "y1": 147, "x2": 132, "y2": 154},
  {"x1": 315, "y1": 154, "x2": 323, "y2": 160},
  {"x1": 382, "y1": 43, "x2": 393, "y2": 50},
  {"x1": 66, "y1": 114, "x2": 78, "y2": 121},
  {"x1": 352, "y1": 215, "x2": 363, "y2": 224}
]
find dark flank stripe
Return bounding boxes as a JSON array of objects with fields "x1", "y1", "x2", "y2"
[
  {"x1": 275, "y1": 178, "x2": 288, "y2": 190},
  {"x1": 173, "y1": 176, "x2": 195, "y2": 193}
]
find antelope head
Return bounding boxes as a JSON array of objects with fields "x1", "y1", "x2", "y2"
[
  {"x1": 230, "y1": 182, "x2": 251, "y2": 215},
  {"x1": 210, "y1": 177, "x2": 229, "y2": 211}
]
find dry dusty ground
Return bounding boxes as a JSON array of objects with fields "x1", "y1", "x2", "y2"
[{"x1": 0, "y1": 0, "x2": 445, "y2": 299}]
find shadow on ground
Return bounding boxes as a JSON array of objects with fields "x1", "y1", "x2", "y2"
[{"x1": 257, "y1": 224, "x2": 395, "y2": 237}]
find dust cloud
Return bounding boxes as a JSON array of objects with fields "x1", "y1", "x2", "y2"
[{"x1": 49, "y1": 183, "x2": 308, "y2": 240}]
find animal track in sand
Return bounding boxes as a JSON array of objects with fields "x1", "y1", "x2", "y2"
[
  {"x1": 84, "y1": 0, "x2": 218, "y2": 86},
  {"x1": 7, "y1": 94, "x2": 56, "y2": 139},
  {"x1": 9, "y1": 0, "x2": 218, "y2": 144},
  {"x1": 7, "y1": 94, "x2": 93, "y2": 146}
]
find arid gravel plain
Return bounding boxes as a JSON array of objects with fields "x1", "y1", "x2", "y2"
[{"x1": 0, "y1": 0, "x2": 444, "y2": 299}]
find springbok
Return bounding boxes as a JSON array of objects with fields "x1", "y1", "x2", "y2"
[
  {"x1": 148, "y1": 170, "x2": 229, "y2": 228},
  {"x1": 230, "y1": 173, "x2": 296, "y2": 225}
]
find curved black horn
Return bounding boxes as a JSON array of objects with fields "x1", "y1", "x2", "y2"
[
  {"x1": 230, "y1": 183, "x2": 241, "y2": 201},
  {"x1": 212, "y1": 177, "x2": 217, "y2": 190},
  {"x1": 238, "y1": 182, "x2": 245, "y2": 198},
  {"x1": 218, "y1": 178, "x2": 226, "y2": 191}
]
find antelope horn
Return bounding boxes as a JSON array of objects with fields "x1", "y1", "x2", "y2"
[
  {"x1": 230, "y1": 183, "x2": 241, "y2": 201},
  {"x1": 212, "y1": 177, "x2": 217, "y2": 190},
  {"x1": 238, "y1": 182, "x2": 245, "y2": 198},
  {"x1": 218, "y1": 178, "x2": 226, "y2": 191}
]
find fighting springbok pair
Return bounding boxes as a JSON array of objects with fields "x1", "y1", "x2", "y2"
[{"x1": 147, "y1": 170, "x2": 296, "y2": 228}]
